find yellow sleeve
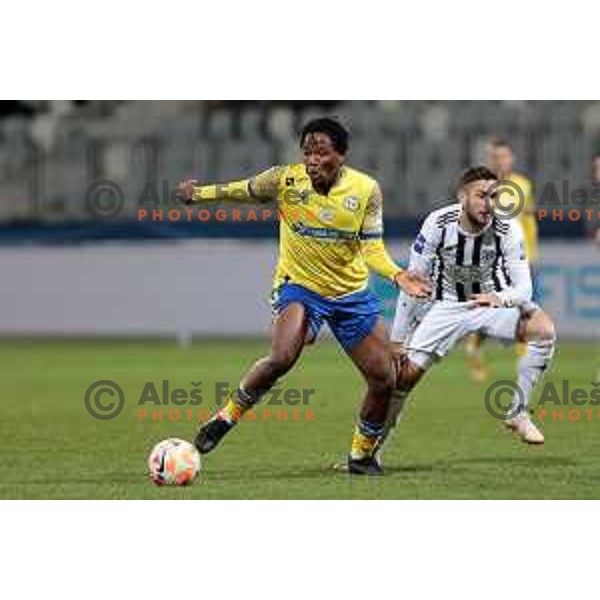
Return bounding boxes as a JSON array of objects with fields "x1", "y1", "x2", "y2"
[
  {"x1": 360, "y1": 182, "x2": 402, "y2": 281},
  {"x1": 191, "y1": 166, "x2": 284, "y2": 203},
  {"x1": 518, "y1": 177, "x2": 539, "y2": 262},
  {"x1": 522, "y1": 178, "x2": 536, "y2": 215}
]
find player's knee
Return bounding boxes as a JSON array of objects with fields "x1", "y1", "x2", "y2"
[
  {"x1": 393, "y1": 353, "x2": 423, "y2": 391},
  {"x1": 366, "y1": 362, "x2": 395, "y2": 395},
  {"x1": 524, "y1": 311, "x2": 556, "y2": 343},
  {"x1": 539, "y1": 318, "x2": 556, "y2": 343}
]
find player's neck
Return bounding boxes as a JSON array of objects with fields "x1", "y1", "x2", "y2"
[
  {"x1": 458, "y1": 211, "x2": 487, "y2": 235},
  {"x1": 312, "y1": 166, "x2": 344, "y2": 196}
]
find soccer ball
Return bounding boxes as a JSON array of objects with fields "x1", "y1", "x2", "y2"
[{"x1": 147, "y1": 438, "x2": 201, "y2": 486}]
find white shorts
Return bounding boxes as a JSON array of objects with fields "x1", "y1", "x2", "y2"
[{"x1": 407, "y1": 301, "x2": 531, "y2": 370}]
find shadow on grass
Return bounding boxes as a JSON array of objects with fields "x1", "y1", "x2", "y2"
[
  {"x1": 385, "y1": 454, "x2": 578, "y2": 474},
  {"x1": 1, "y1": 455, "x2": 579, "y2": 488}
]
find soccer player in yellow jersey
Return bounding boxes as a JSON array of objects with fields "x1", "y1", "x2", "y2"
[
  {"x1": 177, "y1": 118, "x2": 431, "y2": 475},
  {"x1": 465, "y1": 137, "x2": 540, "y2": 380}
]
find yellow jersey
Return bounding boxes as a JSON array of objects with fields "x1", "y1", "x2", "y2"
[
  {"x1": 509, "y1": 172, "x2": 538, "y2": 263},
  {"x1": 191, "y1": 164, "x2": 401, "y2": 297}
]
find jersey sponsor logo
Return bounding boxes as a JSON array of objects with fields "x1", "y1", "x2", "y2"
[
  {"x1": 414, "y1": 233, "x2": 426, "y2": 254},
  {"x1": 446, "y1": 264, "x2": 491, "y2": 284},
  {"x1": 291, "y1": 222, "x2": 357, "y2": 241},
  {"x1": 343, "y1": 196, "x2": 360, "y2": 212}
]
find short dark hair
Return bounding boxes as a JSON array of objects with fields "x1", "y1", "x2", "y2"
[
  {"x1": 299, "y1": 117, "x2": 349, "y2": 155},
  {"x1": 458, "y1": 166, "x2": 498, "y2": 189},
  {"x1": 488, "y1": 136, "x2": 513, "y2": 151}
]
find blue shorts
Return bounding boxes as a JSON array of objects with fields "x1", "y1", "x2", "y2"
[{"x1": 271, "y1": 283, "x2": 381, "y2": 352}]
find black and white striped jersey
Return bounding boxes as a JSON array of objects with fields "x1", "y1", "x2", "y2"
[{"x1": 410, "y1": 203, "x2": 532, "y2": 305}]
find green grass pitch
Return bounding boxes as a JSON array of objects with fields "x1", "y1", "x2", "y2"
[{"x1": 2, "y1": 338, "x2": 599, "y2": 499}]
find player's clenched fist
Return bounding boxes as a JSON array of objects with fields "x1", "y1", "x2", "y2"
[
  {"x1": 176, "y1": 180, "x2": 198, "y2": 204},
  {"x1": 394, "y1": 271, "x2": 432, "y2": 298}
]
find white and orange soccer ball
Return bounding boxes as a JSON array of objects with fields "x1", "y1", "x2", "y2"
[{"x1": 147, "y1": 438, "x2": 201, "y2": 486}]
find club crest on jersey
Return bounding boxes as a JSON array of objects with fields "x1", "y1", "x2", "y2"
[
  {"x1": 343, "y1": 196, "x2": 360, "y2": 212},
  {"x1": 481, "y1": 248, "x2": 496, "y2": 263}
]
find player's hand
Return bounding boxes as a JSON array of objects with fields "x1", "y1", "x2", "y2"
[
  {"x1": 469, "y1": 293, "x2": 503, "y2": 308},
  {"x1": 176, "y1": 179, "x2": 198, "y2": 205},
  {"x1": 394, "y1": 271, "x2": 432, "y2": 298}
]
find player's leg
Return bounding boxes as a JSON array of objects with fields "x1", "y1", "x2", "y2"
[
  {"x1": 465, "y1": 333, "x2": 490, "y2": 382},
  {"x1": 516, "y1": 263, "x2": 542, "y2": 357},
  {"x1": 241, "y1": 303, "x2": 309, "y2": 396},
  {"x1": 375, "y1": 303, "x2": 462, "y2": 461},
  {"x1": 344, "y1": 318, "x2": 396, "y2": 474},
  {"x1": 505, "y1": 307, "x2": 555, "y2": 443},
  {"x1": 479, "y1": 304, "x2": 555, "y2": 444},
  {"x1": 374, "y1": 345, "x2": 427, "y2": 461},
  {"x1": 194, "y1": 303, "x2": 309, "y2": 453}
]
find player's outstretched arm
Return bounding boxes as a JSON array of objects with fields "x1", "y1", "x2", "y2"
[
  {"x1": 360, "y1": 182, "x2": 431, "y2": 298},
  {"x1": 176, "y1": 166, "x2": 284, "y2": 205}
]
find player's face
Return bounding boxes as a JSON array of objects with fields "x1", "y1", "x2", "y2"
[
  {"x1": 487, "y1": 145, "x2": 513, "y2": 177},
  {"x1": 302, "y1": 132, "x2": 344, "y2": 192},
  {"x1": 460, "y1": 179, "x2": 497, "y2": 229}
]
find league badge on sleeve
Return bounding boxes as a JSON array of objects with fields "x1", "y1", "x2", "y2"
[{"x1": 414, "y1": 233, "x2": 426, "y2": 254}]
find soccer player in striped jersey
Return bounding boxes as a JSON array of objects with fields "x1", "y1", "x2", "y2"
[
  {"x1": 381, "y1": 167, "x2": 555, "y2": 456},
  {"x1": 465, "y1": 138, "x2": 540, "y2": 380},
  {"x1": 176, "y1": 118, "x2": 430, "y2": 475}
]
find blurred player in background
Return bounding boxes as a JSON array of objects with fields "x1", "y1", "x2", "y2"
[
  {"x1": 586, "y1": 152, "x2": 600, "y2": 244},
  {"x1": 177, "y1": 118, "x2": 430, "y2": 475},
  {"x1": 465, "y1": 137, "x2": 540, "y2": 381}
]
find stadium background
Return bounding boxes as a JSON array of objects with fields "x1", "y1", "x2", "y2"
[
  {"x1": 1, "y1": 100, "x2": 599, "y2": 338},
  {"x1": 2, "y1": 100, "x2": 599, "y2": 498}
]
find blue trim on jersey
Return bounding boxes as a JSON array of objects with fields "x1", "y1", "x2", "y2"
[
  {"x1": 271, "y1": 282, "x2": 381, "y2": 352},
  {"x1": 291, "y1": 224, "x2": 358, "y2": 241},
  {"x1": 358, "y1": 231, "x2": 383, "y2": 240}
]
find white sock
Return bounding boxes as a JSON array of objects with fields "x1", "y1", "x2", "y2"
[{"x1": 512, "y1": 339, "x2": 555, "y2": 417}]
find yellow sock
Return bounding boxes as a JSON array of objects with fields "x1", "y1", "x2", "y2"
[
  {"x1": 351, "y1": 429, "x2": 378, "y2": 460},
  {"x1": 516, "y1": 342, "x2": 527, "y2": 357},
  {"x1": 465, "y1": 333, "x2": 482, "y2": 357},
  {"x1": 218, "y1": 388, "x2": 255, "y2": 423},
  {"x1": 219, "y1": 398, "x2": 244, "y2": 423}
]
